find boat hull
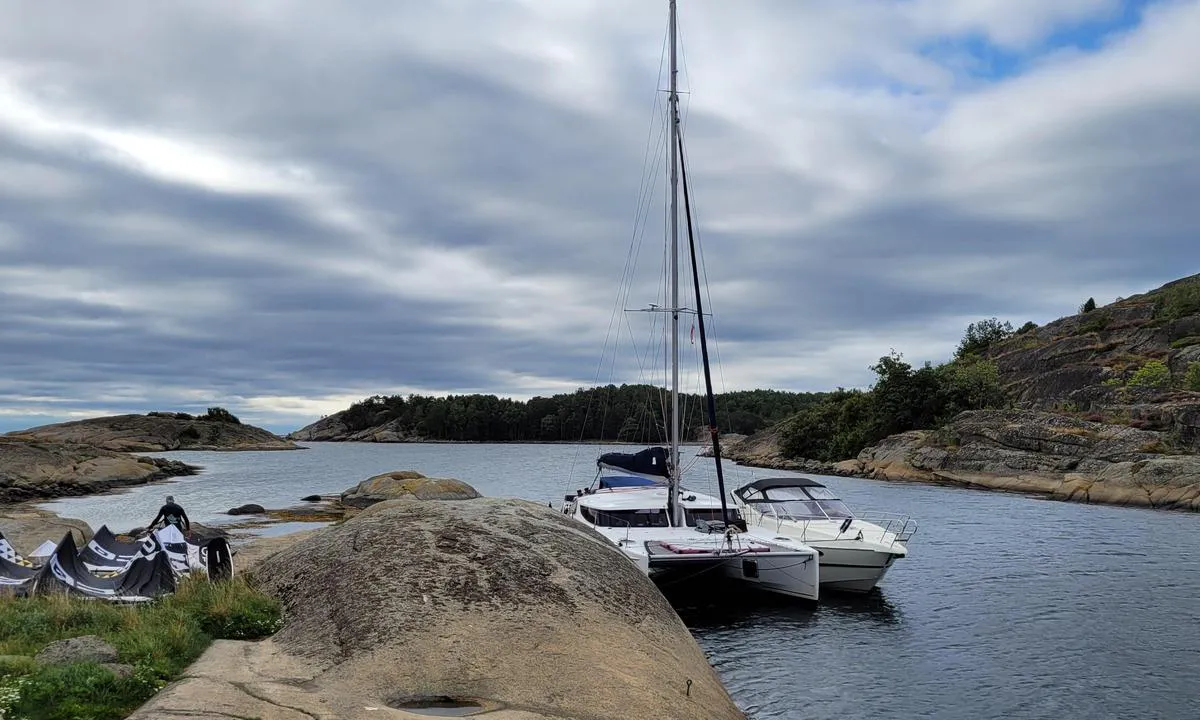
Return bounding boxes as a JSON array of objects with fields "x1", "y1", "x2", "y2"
[{"x1": 810, "y1": 544, "x2": 902, "y2": 594}]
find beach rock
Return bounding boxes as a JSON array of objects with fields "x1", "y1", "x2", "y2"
[
  {"x1": 339, "y1": 470, "x2": 481, "y2": 509},
  {"x1": 35, "y1": 636, "x2": 118, "y2": 665},
  {"x1": 299, "y1": 494, "x2": 322, "y2": 502},
  {"x1": 249, "y1": 498, "x2": 744, "y2": 720},
  {"x1": 0, "y1": 437, "x2": 199, "y2": 503},
  {"x1": 227, "y1": 504, "x2": 266, "y2": 516},
  {"x1": 6, "y1": 412, "x2": 297, "y2": 452},
  {"x1": 0, "y1": 508, "x2": 93, "y2": 554}
]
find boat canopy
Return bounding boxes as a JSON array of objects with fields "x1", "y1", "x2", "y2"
[
  {"x1": 597, "y1": 446, "x2": 670, "y2": 479},
  {"x1": 734, "y1": 477, "x2": 853, "y2": 520}
]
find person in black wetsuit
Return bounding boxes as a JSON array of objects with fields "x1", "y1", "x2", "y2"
[{"x1": 149, "y1": 495, "x2": 191, "y2": 533}]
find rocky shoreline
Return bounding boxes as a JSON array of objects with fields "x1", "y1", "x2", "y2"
[
  {"x1": 0, "y1": 413, "x2": 297, "y2": 503},
  {"x1": 723, "y1": 409, "x2": 1200, "y2": 512}
]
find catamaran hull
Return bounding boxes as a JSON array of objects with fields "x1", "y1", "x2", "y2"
[
  {"x1": 811, "y1": 545, "x2": 902, "y2": 594},
  {"x1": 718, "y1": 553, "x2": 819, "y2": 602}
]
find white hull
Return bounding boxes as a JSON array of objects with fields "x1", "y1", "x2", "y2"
[
  {"x1": 579, "y1": 503, "x2": 821, "y2": 602},
  {"x1": 809, "y1": 543, "x2": 900, "y2": 594}
]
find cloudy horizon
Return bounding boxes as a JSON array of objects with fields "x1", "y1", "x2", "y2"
[{"x1": 2, "y1": 0, "x2": 1198, "y2": 435}]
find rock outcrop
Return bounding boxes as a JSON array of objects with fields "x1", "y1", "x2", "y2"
[
  {"x1": 133, "y1": 499, "x2": 744, "y2": 719},
  {"x1": 6, "y1": 413, "x2": 297, "y2": 452},
  {"x1": 837, "y1": 409, "x2": 1200, "y2": 510},
  {"x1": 0, "y1": 437, "x2": 198, "y2": 503},
  {"x1": 250, "y1": 498, "x2": 742, "y2": 719},
  {"x1": 287, "y1": 414, "x2": 418, "y2": 442},
  {"x1": 339, "y1": 470, "x2": 481, "y2": 509},
  {"x1": 0, "y1": 506, "x2": 92, "y2": 554}
]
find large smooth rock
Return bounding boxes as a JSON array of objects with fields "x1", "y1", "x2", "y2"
[
  {"x1": 0, "y1": 508, "x2": 92, "y2": 555},
  {"x1": 249, "y1": 498, "x2": 744, "y2": 720},
  {"x1": 339, "y1": 470, "x2": 481, "y2": 508}
]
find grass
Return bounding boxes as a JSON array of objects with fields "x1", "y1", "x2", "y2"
[{"x1": 0, "y1": 575, "x2": 282, "y2": 720}]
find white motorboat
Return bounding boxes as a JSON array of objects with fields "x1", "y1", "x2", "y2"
[
  {"x1": 731, "y1": 477, "x2": 916, "y2": 593},
  {"x1": 559, "y1": 0, "x2": 819, "y2": 603}
]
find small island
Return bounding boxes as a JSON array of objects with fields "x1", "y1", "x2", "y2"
[{"x1": 1, "y1": 408, "x2": 298, "y2": 503}]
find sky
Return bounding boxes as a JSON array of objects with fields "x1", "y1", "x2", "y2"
[{"x1": 1, "y1": 0, "x2": 1198, "y2": 435}]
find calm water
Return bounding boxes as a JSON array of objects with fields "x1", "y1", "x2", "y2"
[{"x1": 40, "y1": 442, "x2": 1200, "y2": 719}]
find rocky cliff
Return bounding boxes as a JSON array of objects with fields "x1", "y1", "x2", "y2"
[
  {"x1": 0, "y1": 437, "x2": 197, "y2": 503},
  {"x1": 835, "y1": 409, "x2": 1200, "y2": 511},
  {"x1": 723, "y1": 275, "x2": 1200, "y2": 511},
  {"x1": 7, "y1": 413, "x2": 298, "y2": 452}
]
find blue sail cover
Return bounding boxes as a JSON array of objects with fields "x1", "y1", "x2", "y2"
[
  {"x1": 597, "y1": 446, "x2": 671, "y2": 479},
  {"x1": 598, "y1": 475, "x2": 660, "y2": 489}
]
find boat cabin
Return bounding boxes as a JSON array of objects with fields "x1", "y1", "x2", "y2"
[
  {"x1": 733, "y1": 477, "x2": 853, "y2": 521},
  {"x1": 571, "y1": 475, "x2": 744, "y2": 529}
]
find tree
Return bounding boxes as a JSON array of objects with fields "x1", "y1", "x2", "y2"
[
  {"x1": 203, "y1": 407, "x2": 241, "y2": 424},
  {"x1": 955, "y1": 318, "x2": 1014, "y2": 360},
  {"x1": 1080, "y1": 297, "x2": 1097, "y2": 313}
]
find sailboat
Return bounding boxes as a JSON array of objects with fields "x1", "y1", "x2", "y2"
[{"x1": 561, "y1": 0, "x2": 820, "y2": 602}]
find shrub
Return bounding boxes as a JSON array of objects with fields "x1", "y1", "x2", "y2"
[
  {"x1": 1128, "y1": 360, "x2": 1171, "y2": 388},
  {"x1": 1080, "y1": 297, "x2": 1097, "y2": 313},
  {"x1": 1170, "y1": 336, "x2": 1200, "y2": 349},
  {"x1": 1185, "y1": 362, "x2": 1200, "y2": 392},
  {"x1": 202, "y1": 407, "x2": 241, "y2": 424},
  {"x1": 955, "y1": 318, "x2": 1014, "y2": 359},
  {"x1": 1154, "y1": 281, "x2": 1200, "y2": 321},
  {"x1": 1016, "y1": 321, "x2": 1039, "y2": 334},
  {"x1": 1079, "y1": 312, "x2": 1110, "y2": 333}
]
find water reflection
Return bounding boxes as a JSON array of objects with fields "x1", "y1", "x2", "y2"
[{"x1": 666, "y1": 582, "x2": 902, "y2": 630}]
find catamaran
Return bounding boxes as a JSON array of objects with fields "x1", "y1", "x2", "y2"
[{"x1": 561, "y1": 0, "x2": 819, "y2": 602}]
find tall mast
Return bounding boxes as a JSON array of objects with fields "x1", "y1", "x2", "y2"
[{"x1": 667, "y1": 0, "x2": 682, "y2": 528}]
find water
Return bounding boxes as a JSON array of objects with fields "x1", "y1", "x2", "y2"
[{"x1": 39, "y1": 442, "x2": 1200, "y2": 719}]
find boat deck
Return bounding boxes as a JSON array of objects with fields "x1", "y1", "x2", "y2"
[{"x1": 644, "y1": 539, "x2": 810, "y2": 563}]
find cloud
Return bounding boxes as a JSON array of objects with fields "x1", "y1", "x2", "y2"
[{"x1": 0, "y1": 0, "x2": 1197, "y2": 434}]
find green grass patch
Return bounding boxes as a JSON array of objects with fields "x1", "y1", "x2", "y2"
[
  {"x1": 0, "y1": 576, "x2": 282, "y2": 720},
  {"x1": 1171, "y1": 335, "x2": 1200, "y2": 349}
]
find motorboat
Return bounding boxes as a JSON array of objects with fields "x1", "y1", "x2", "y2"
[{"x1": 731, "y1": 477, "x2": 915, "y2": 593}]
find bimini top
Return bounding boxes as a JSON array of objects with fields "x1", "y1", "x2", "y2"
[{"x1": 735, "y1": 477, "x2": 826, "y2": 498}]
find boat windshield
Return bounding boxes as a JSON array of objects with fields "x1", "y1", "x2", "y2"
[
  {"x1": 754, "y1": 485, "x2": 854, "y2": 520},
  {"x1": 581, "y1": 507, "x2": 669, "y2": 528},
  {"x1": 684, "y1": 508, "x2": 743, "y2": 527}
]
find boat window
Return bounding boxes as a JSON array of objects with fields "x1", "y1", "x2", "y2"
[
  {"x1": 684, "y1": 508, "x2": 743, "y2": 527},
  {"x1": 759, "y1": 500, "x2": 823, "y2": 520},
  {"x1": 760, "y1": 486, "x2": 810, "y2": 502},
  {"x1": 581, "y1": 507, "x2": 669, "y2": 528},
  {"x1": 803, "y1": 486, "x2": 840, "y2": 501},
  {"x1": 739, "y1": 488, "x2": 766, "y2": 501},
  {"x1": 815, "y1": 500, "x2": 853, "y2": 518}
]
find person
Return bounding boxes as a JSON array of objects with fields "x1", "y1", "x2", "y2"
[{"x1": 149, "y1": 495, "x2": 191, "y2": 533}]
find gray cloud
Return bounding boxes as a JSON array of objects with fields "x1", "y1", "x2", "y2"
[{"x1": 1, "y1": 0, "x2": 1198, "y2": 433}]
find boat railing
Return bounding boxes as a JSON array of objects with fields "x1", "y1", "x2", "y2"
[{"x1": 856, "y1": 511, "x2": 918, "y2": 546}]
